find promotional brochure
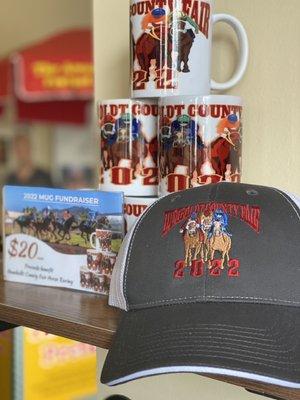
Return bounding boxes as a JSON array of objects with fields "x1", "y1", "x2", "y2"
[{"x1": 3, "y1": 186, "x2": 124, "y2": 294}]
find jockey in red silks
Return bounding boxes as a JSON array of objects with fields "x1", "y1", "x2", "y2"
[
  {"x1": 141, "y1": 7, "x2": 167, "y2": 40},
  {"x1": 217, "y1": 114, "x2": 240, "y2": 135}
]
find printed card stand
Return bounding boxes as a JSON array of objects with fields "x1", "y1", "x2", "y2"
[{"x1": 3, "y1": 186, "x2": 124, "y2": 295}]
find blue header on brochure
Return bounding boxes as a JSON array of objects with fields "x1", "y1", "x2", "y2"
[{"x1": 3, "y1": 186, "x2": 123, "y2": 215}]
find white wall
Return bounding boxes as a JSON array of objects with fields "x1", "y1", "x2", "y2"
[{"x1": 0, "y1": 0, "x2": 92, "y2": 57}]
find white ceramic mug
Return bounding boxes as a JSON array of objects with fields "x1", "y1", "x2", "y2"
[
  {"x1": 90, "y1": 229, "x2": 112, "y2": 252},
  {"x1": 92, "y1": 273, "x2": 106, "y2": 293},
  {"x1": 130, "y1": 0, "x2": 248, "y2": 98},
  {"x1": 158, "y1": 95, "x2": 243, "y2": 196},
  {"x1": 99, "y1": 251, "x2": 117, "y2": 275},
  {"x1": 124, "y1": 196, "x2": 157, "y2": 233},
  {"x1": 80, "y1": 267, "x2": 93, "y2": 289},
  {"x1": 98, "y1": 99, "x2": 158, "y2": 196},
  {"x1": 86, "y1": 248, "x2": 103, "y2": 271}
]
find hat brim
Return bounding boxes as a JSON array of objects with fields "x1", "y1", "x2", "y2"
[{"x1": 101, "y1": 302, "x2": 300, "y2": 388}]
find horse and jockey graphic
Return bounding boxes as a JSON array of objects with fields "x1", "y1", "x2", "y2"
[
  {"x1": 159, "y1": 112, "x2": 241, "y2": 188},
  {"x1": 180, "y1": 209, "x2": 232, "y2": 268},
  {"x1": 132, "y1": 7, "x2": 199, "y2": 83},
  {"x1": 100, "y1": 112, "x2": 146, "y2": 173},
  {"x1": 159, "y1": 114, "x2": 204, "y2": 177},
  {"x1": 210, "y1": 113, "x2": 242, "y2": 178},
  {"x1": 100, "y1": 109, "x2": 158, "y2": 190}
]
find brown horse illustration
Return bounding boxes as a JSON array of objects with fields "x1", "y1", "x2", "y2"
[
  {"x1": 180, "y1": 219, "x2": 202, "y2": 266},
  {"x1": 135, "y1": 26, "x2": 172, "y2": 82},
  {"x1": 32, "y1": 213, "x2": 57, "y2": 241},
  {"x1": 171, "y1": 19, "x2": 196, "y2": 73},
  {"x1": 159, "y1": 123, "x2": 173, "y2": 177},
  {"x1": 134, "y1": 13, "x2": 197, "y2": 82},
  {"x1": 101, "y1": 119, "x2": 116, "y2": 171},
  {"x1": 169, "y1": 128, "x2": 190, "y2": 175},
  {"x1": 168, "y1": 128, "x2": 201, "y2": 175},
  {"x1": 102, "y1": 120, "x2": 147, "y2": 173},
  {"x1": 207, "y1": 220, "x2": 232, "y2": 268},
  {"x1": 159, "y1": 123, "x2": 204, "y2": 178},
  {"x1": 13, "y1": 213, "x2": 35, "y2": 235},
  {"x1": 199, "y1": 212, "x2": 213, "y2": 261},
  {"x1": 55, "y1": 215, "x2": 77, "y2": 242},
  {"x1": 109, "y1": 128, "x2": 146, "y2": 172},
  {"x1": 210, "y1": 129, "x2": 241, "y2": 177},
  {"x1": 169, "y1": 148, "x2": 192, "y2": 175}
]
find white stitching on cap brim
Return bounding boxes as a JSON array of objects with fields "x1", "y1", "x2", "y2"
[{"x1": 106, "y1": 366, "x2": 300, "y2": 388}]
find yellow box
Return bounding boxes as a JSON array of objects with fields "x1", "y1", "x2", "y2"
[
  {"x1": 0, "y1": 331, "x2": 13, "y2": 400},
  {"x1": 20, "y1": 328, "x2": 97, "y2": 400}
]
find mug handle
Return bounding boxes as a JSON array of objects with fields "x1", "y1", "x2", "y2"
[
  {"x1": 90, "y1": 232, "x2": 97, "y2": 249},
  {"x1": 211, "y1": 14, "x2": 249, "y2": 91}
]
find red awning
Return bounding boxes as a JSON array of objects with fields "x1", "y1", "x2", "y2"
[
  {"x1": 12, "y1": 28, "x2": 93, "y2": 103},
  {"x1": 0, "y1": 58, "x2": 11, "y2": 100},
  {"x1": 16, "y1": 99, "x2": 89, "y2": 125},
  {"x1": 0, "y1": 29, "x2": 93, "y2": 124},
  {"x1": 0, "y1": 58, "x2": 12, "y2": 117}
]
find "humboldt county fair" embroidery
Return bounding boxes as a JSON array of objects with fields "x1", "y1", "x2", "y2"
[{"x1": 161, "y1": 202, "x2": 261, "y2": 279}]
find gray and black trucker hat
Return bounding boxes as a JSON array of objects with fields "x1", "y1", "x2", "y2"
[{"x1": 102, "y1": 183, "x2": 300, "y2": 388}]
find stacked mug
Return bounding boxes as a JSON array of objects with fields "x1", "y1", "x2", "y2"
[
  {"x1": 98, "y1": 0, "x2": 249, "y2": 231},
  {"x1": 84, "y1": 228, "x2": 117, "y2": 294}
]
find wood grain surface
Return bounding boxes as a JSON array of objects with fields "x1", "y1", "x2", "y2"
[{"x1": 0, "y1": 279, "x2": 120, "y2": 349}]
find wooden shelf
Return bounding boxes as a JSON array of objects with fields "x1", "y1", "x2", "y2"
[
  {"x1": 0, "y1": 278, "x2": 298, "y2": 399},
  {"x1": 0, "y1": 279, "x2": 120, "y2": 349}
]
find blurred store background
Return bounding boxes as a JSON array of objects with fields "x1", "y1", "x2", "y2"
[
  {"x1": 0, "y1": 0, "x2": 99, "y2": 399},
  {"x1": 0, "y1": 0, "x2": 96, "y2": 190}
]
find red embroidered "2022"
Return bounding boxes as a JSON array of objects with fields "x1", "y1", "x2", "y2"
[{"x1": 174, "y1": 259, "x2": 240, "y2": 279}]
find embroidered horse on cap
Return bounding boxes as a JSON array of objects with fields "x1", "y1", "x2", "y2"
[
  {"x1": 180, "y1": 209, "x2": 232, "y2": 268},
  {"x1": 180, "y1": 212, "x2": 202, "y2": 266},
  {"x1": 207, "y1": 209, "x2": 232, "y2": 268}
]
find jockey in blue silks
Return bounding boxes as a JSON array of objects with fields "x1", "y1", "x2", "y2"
[
  {"x1": 105, "y1": 130, "x2": 117, "y2": 146},
  {"x1": 208, "y1": 209, "x2": 232, "y2": 238},
  {"x1": 41, "y1": 206, "x2": 50, "y2": 218},
  {"x1": 115, "y1": 113, "x2": 141, "y2": 142},
  {"x1": 88, "y1": 210, "x2": 97, "y2": 224},
  {"x1": 131, "y1": 117, "x2": 141, "y2": 141},
  {"x1": 171, "y1": 115, "x2": 204, "y2": 149},
  {"x1": 190, "y1": 212, "x2": 197, "y2": 220},
  {"x1": 86, "y1": 211, "x2": 97, "y2": 228},
  {"x1": 101, "y1": 115, "x2": 117, "y2": 146}
]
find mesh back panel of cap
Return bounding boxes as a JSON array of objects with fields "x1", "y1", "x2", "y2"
[
  {"x1": 279, "y1": 190, "x2": 300, "y2": 210},
  {"x1": 109, "y1": 198, "x2": 159, "y2": 310},
  {"x1": 109, "y1": 228, "x2": 134, "y2": 310}
]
